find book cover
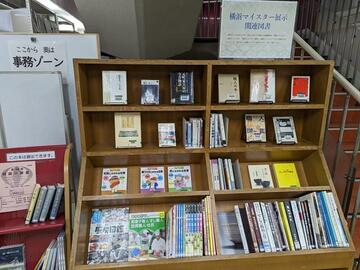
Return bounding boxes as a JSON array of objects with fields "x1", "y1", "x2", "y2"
[
  {"x1": 253, "y1": 202, "x2": 271, "y2": 252},
  {"x1": 102, "y1": 71, "x2": 127, "y2": 104},
  {"x1": 218, "y1": 74, "x2": 240, "y2": 103},
  {"x1": 114, "y1": 112, "x2": 142, "y2": 148},
  {"x1": 140, "y1": 167, "x2": 165, "y2": 193},
  {"x1": 278, "y1": 202, "x2": 295, "y2": 251},
  {"x1": 233, "y1": 159, "x2": 243, "y2": 189},
  {"x1": 290, "y1": 201, "x2": 307, "y2": 249},
  {"x1": 31, "y1": 186, "x2": 48, "y2": 223},
  {"x1": 0, "y1": 244, "x2": 25, "y2": 270},
  {"x1": 291, "y1": 76, "x2": 310, "y2": 102},
  {"x1": 141, "y1": 80, "x2": 160, "y2": 105},
  {"x1": 49, "y1": 184, "x2": 64, "y2": 220},
  {"x1": 128, "y1": 211, "x2": 166, "y2": 261},
  {"x1": 158, "y1": 123, "x2": 176, "y2": 147},
  {"x1": 170, "y1": 72, "x2": 194, "y2": 104},
  {"x1": 217, "y1": 211, "x2": 245, "y2": 255},
  {"x1": 101, "y1": 168, "x2": 127, "y2": 194},
  {"x1": 273, "y1": 116, "x2": 298, "y2": 144},
  {"x1": 234, "y1": 205, "x2": 250, "y2": 254},
  {"x1": 245, "y1": 114, "x2": 266, "y2": 142},
  {"x1": 273, "y1": 202, "x2": 290, "y2": 251},
  {"x1": 39, "y1": 185, "x2": 56, "y2": 222},
  {"x1": 250, "y1": 69, "x2": 275, "y2": 103},
  {"x1": 284, "y1": 201, "x2": 301, "y2": 250},
  {"x1": 87, "y1": 208, "x2": 129, "y2": 264},
  {"x1": 0, "y1": 161, "x2": 36, "y2": 213},
  {"x1": 260, "y1": 202, "x2": 277, "y2": 252},
  {"x1": 248, "y1": 164, "x2": 274, "y2": 189},
  {"x1": 273, "y1": 163, "x2": 301, "y2": 188},
  {"x1": 25, "y1": 183, "x2": 41, "y2": 224},
  {"x1": 168, "y1": 165, "x2": 192, "y2": 192},
  {"x1": 244, "y1": 203, "x2": 260, "y2": 252}
]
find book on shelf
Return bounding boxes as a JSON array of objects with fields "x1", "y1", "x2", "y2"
[
  {"x1": 218, "y1": 74, "x2": 240, "y2": 103},
  {"x1": 273, "y1": 116, "x2": 298, "y2": 144},
  {"x1": 25, "y1": 183, "x2": 41, "y2": 224},
  {"x1": 291, "y1": 76, "x2": 310, "y2": 102},
  {"x1": 210, "y1": 158, "x2": 242, "y2": 191},
  {"x1": 167, "y1": 165, "x2": 192, "y2": 192},
  {"x1": 248, "y1": 164, "x2": 274, "y2": 189},
  {"x1": 128, "y1": 212, "x2": 166, "y2": 261},
  {"x1": 0, "y1": 244, "x2": 25, "y2": 270},
  {"x1": 102, "y1": 71, "x2": 127, "y2": 104},
  {"x1": 140, "y1": 167, "x2": 165, "y2": 193},
  {"x1": 245, "y1": 114, "x2": 266, "y2": 142},
  {"x1": 273, "y1": 163, "x2": 301, "y2": 188},
  {"x1": 249, "y1": 69, "x2": 275, "y2": 103},
  {"x1": 114, "y1": 112, "x2": 142, "y2": 148},
  {"x1": 210, "y1": 113, "x2": 229, "y2": 148},
  {"x1": 182, "y1": 117, "x2": 203, "y2": 148},
  {"x1": 158, "y1": 123, "x2": 176, "y2": 147},
  {"x1": 170, "y1": 72, "x2": 194, "y2": 104},
  {"x1": 31, "y1": 185, "x2": 48, "y2": 223},
  {"x1": 101, "y1": 168, "x2": 128, "y2": 194},
  {"x1": 87, "y1": 208, "x2": 130, "y2": 264},
  {"x1": 141, "y1": 79, "x2": 160, "y2": 105},
  {"x1": 39, "y1": 185, "x2": 56, "y2": 222},
  {"x1": 49, "y1": 184, "x2": 64, "y2": 220}
]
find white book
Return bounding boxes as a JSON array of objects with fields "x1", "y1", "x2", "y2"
[
  {"x1": 248, "y1": 164, "x2": 274, "y2": 189},
  {"x1": 218, "y1": 113, "x2": 226, "y2": 146},
  {"x1": 158, "y1": 123, "x2": 176, "y2": 147},
  {"x1": 214, "y1": 114, "x2": 219, "y2": 147},
  {"x1": 260, "y1": 202, "x2": 277, "y2": 252},
  {"x1": 224, "y1": 115, "x2": 229, "y2": 145},
  {"x1": 210, "y1": 159, "x2": 220, "y2": 190},
  {"x1": 253, "y1": 202, "x2": 271, "y2": 252},
  {"x1": 102, "y1": 71, "x2": 127, "y2": 104},
  {"x1": 290, "y1": 200, "x2": 308, "y2": 250},
  {"x1": 114, "y1": 112, "x2": 142, "y2": 148},
  {"x1": 234, "y1": 205, "x2": 249, "y2": 254},
  {"x1": 210, "y1": 114, "x2": 215, "y2": 148},
  {"x1": 224, "y1": 159, "x2": 232, "y2": 190},
  {"x1": 218, "y1": 158, "x2": 226, "y2": 190},
  {"x1": 227, "y1": 159, "x2": 236, "y2": 190},
  {"x1": 250, "y1": 69, "x2": 275, "y2": 103},
  {"x1": 266, "y1": 203, "x2": 282, "y2": 251},
  {"x1": 39, "y1": 185, "x2": 56, "y2": 222},
  {"x1": 297, "y1": 201, "x2": 311, "y2": 248}
]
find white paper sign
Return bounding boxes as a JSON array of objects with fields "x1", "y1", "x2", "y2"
[
  {"x1": 8, "y1": 40, "x2": 67, "y2": 77},
  {"x1": 219, "y1": 0, "x2": 297, "y2": 59},
  {"x1": 7, "y1": 151, "x2": 56, "y2": 162}
]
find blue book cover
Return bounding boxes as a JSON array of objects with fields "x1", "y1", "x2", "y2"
[
  {"x1": 187, "y1": 122, "x2": 192, "y2": 147},
  {"x1": 320, "y1": 191, "x2": 339, "y2": 247},
  {"x1": 316, "y1": 192, "x2": 335, "y2": 247}
]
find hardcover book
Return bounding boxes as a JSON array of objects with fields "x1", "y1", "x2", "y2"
[
  {"x1": 25, "y1": 183, "x2": 41, "y2": 224},
  {"x1": 170, "y1": 72, "x2": 194, "y2": 104},
  {"x1": 273, "y1": 163, "x2": 301, "y2": 188},
  {"x1": 87, "y1": 208, "x2": 129, "y2": 264},
  {"x1": 49, "y1": 184, "x2": 64, "y2": 220},
  {"x1": 245, "y1": 114, "x2": 266, "y2": 142},
  {"x1": 0, "y1": 244, "x2": 25, "y2": 270},
  {"x1": 31, "y1": 185, "x2": 48, "y2": 223},
  {"x1": 291, "y1": 76, "x2": 310, "y2": 102},
  {"x1": 101, "y1": 168, "x2": 128, "y2": 194},
  {"x1": 250, "y1": 69, "x2": 275, "y2": 103},
  {"x1": 128, "y1": 212, "x2": 166, "y2": 261},
  {"x1": 218, "y1": 74, "x2": 240, "y2": 103},
  {"x1": 141, "y1": 80, "x2": 160, "y2": 105},
  {"x1": 140, "y1": 167, "x2": 165, "y2": 193},
  {"x1": 102, "y1": 71, "x2": 127, "y2": 104},
  {"x1": 273, "y1": 116, "x2": 298, "y2": 144},
  {"x1": 167, "y1": 165, "x2": 192, "y2": 192},
  {"x1": 248, "y1": 164, "x2": 274, "y2": 189},
  {"x1": 158, "y1": 123, "x2": 176, "y2": 147},
  {"x1": 39, "y1": 185, "x2": 56, "y2": 222},
  {"x1": 114, "y1": 112, "x2": 142, "y2": 148}
]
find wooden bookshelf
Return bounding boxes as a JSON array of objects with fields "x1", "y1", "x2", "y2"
[{"x1": 70, "y1": 60, "x2": 356, "y2": 270}]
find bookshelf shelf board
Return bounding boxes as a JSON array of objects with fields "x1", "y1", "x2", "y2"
[
  {"x1": 213, "y1": 186, "x2": 332, "y2": 201},
  {"x1": 0, "y1": 214, "x2": 65, "y2": 235},
  {"x1": 83, "y1": 105, "x2": 206, "y2": 112},
  {"x1": 82, "y1": 191, "x2": 210, "y2": 207},
  {"x1": 210, "y1": 104, "x2": 325, "y2": 111}
]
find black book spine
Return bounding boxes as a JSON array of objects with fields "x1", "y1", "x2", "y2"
[
  {"x1": 284, "y1": 201, "x2": 301, "y2": 250},
  {"x1": 239, "y1": 207, "x2": 256, "y2": 253},
  {"x1": 249, "y1": 202, "x2": 265, "y2": 252}
]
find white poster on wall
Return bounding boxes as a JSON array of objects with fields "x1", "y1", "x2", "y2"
[{"x1": 219, "y1": 0, "x2": 297, "y2": 59}]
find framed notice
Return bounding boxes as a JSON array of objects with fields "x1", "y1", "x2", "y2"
[{"x1": 219, "y1": 0, "x2": 297, "y2": 59}]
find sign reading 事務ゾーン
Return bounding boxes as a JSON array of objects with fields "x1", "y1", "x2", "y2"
[{"x1": 219, "y1": 0, "x2": 297, "y2": 59}]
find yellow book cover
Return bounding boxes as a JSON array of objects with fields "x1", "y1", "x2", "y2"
[
  {"x1": 25, "y1": 183, "x2": 41, "y2": 224},
  {"x1": 279, "y1": 202, "x2": 295, "y2": 251},
  {"x1": 273, "y1": 163, "x2": 301, "y2": 188},
  {"x1": 206, "y1": 196, "x2": 214, "y2": 255}
]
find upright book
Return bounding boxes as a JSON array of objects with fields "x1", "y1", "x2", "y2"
[
  {"x1": 291, "y1": 76, "x2": 310, "y2": 102},
  {"x1": 273, "y1": 116, "x2": 298, "y2": 144},
  {"x1": 141, "y1": 80, "x2": 160, "y2": 105},
  {"x1": 250, "y1": 69, "x2": 275, "y2": 103},
  {"x1": 167, "y1": 165, "x2": 192, "y2": 192},
  {"x1": 273, "y1": 163, "x2": 301, "y2": 188},
  {"x1": 170, "y1": 72, "x2": 194, "y2": 104},
  {"x1": 158, "y1": 123, "x2": 176, "y2": 147},
  {"x1": 248, "y1": 164, "x2": 274, "y2": 189},
  {"x1": 114, "y1": 112, "x2": 142, "y2": 148},
  {"x1": 218, "y1": 74, "x2": 240, "y2": 103},
  {"x1": 101, "y1": 168, "x2": 128, "y2": 194},
  {"x1": 245, "y1": 114, "x2": 266, "y2": 142},
  {"x1": 102, "y1": 71, "x2": 127, "y2": 104},
  {"x1": 140, "y1": 167, "x2": 165, "y2": 193}
]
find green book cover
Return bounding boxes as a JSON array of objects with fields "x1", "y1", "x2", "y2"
[{"x1": 128, "y1": 212, "x2": 166, "y2": 261}]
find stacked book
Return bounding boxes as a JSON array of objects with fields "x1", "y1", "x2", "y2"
[
  {"x1": 210, "y1": 158, "x2": 243, "y2": 190},
  {"x1": 35, "y1": 231, "x2": 66, "y2": 270},
  {"x1": 183, "y1": 117, "x2": 203, "y2": 148},
  {"x1": 25, "y1": 183, "x2": 64, "y2": 224},
  {"x1": 210, "y1": 113, "x2": 229, "y2": 148},
  {"x1": 217, "y1": 192, "x2": 348, "y2": 255}
]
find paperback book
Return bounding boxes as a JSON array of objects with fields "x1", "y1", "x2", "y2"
[
  {"x1": 128, "y1": 212, "x2": 166, "y2": 261},
  {"x1": 250, "y1": 69, "x2": 275, "y2": 103},
  {"x1": 114, "y1": 112, "x2": 142, "y2": 148},
  {"x1": 141, "y1": 80, "x2": 160, "y2": 105},
  {"x1": 245, "y1": 114, "x2": 266, "y2": 142},
  {"x1": 248, "y1": 164, "x2": 274, "y2": 189},
  {"x1": 140, "y1": 167, "x2": 165, "y2": 193},
  {"x1": 102, "y1": 71, "x2": 127, "y2": 104},
  {"x1": 167, "y1": 165, "x2": 192, "y2": 192},
  {"x1": 101, "y1": 168, "x2": 128, "y2": 194},
  {"x1": 210, "y1": 113, "x2": 229, "y2": 148},
  {"x1": 273, "y1": 116, "x2": 298, "y2": 144},
  {"x1": 183, "y1": 117, "x2": 203, "y2": 148},
  {"x1": 158, "y1": 123, "x2": 176, "y2": 147},
  {"x1": 218, "y1": 74, "x2": 240, "y2": 103},
  {"x1": 273, "y1": 163, "x2": 301, "y2": 188},
  {"x1": 170, "y1": 72, "x2": 194, "y2": 104},
  {"x1": 291, "y1": 76, "x2": 310, "y2": 102}
]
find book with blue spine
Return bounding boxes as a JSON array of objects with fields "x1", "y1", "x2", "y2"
[
  {"x1": 315, "y1": 192, "x2": 335, "y2": 247},
  {"x1": 319, "y1": 192, "x2": 338, "y2": 247}
]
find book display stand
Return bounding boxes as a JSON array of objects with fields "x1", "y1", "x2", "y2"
[{"x1": 70, "y1": 60, "x2": 356, "y2": 270}]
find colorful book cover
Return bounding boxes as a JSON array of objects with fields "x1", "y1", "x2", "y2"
[
  {"x1": 273, "y1": 163, "x2": 301, "y2": 188},
  {"x1": 291, "y1": 76, "x2": 310, "y2": 102},
  {"x1": 249, "y1": 69, "x2": 275, "y2": 103},
  {"x1": 185, "y1": 204, "x2": 203, "y2": 257},
  {"x1": 128, "y1": 212, "x2": 166, "y2": 261},
  {"x1": 140, "y1": 167, "x2": 165, "y2": 193},
  {"x1": 158, "y1": 123, "x2": 176, "y2": 147},
  {"x1": 101, "y1": 168, "x2": 127, "y2": 194},
  {"x1": 87, "y1": 208, "x2": 129, "y2": 264},
  {"x1": 168, "y1": 165, "x2": 192, "y2": 192},
  {"x1": 245, "y1": 114, "x2": 266, "y2": 142}
]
